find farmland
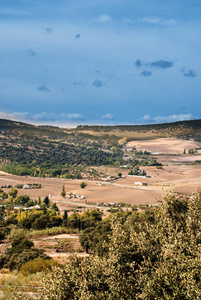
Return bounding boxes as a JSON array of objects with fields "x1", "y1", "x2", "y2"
[{"x1": 1, "y1": 118, "x2": 201, "y2": 299}]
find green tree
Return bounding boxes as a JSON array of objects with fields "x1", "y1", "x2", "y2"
[
  {"x1": 8, "y1": 188, "x2": 18, "y2": 198},
  {"x1": 0, "y1": 192, "x2": 8, "y2": 200},
  {"x1": 51, "y1": 203, "x2": 59, "y2": 211},
  {"x1": 0, "y1": 230, "x2": 5, "y2": 243},
  {"x1": 61, "y1": 185, "x2": 66, "y2": 198},
  {"x1": 43, "y1": 196, "x2": 50, "y2": 207},
  {"x1": 15, "y1": 195, "x2": 30, "y2": 205},
  {"x1": 39, "y1": 192, "x2": 201, "y2": 300},
  {"x1": 80, "y1": 182, "x2": 87, "y2": 189},
  {"x1": 63, "y1": 210, "x2": 68, "y2": 220},
  {"x1": 38, "y1": 196, "x2": 41, "y2": 204}
]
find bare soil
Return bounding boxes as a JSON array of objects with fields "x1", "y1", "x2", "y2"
[{"x1": 126, "y1": 138, "x2": 200, "y2": 154}]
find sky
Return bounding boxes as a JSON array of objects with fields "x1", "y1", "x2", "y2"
[{"x1": 0, "y1": 0, "x2": 201, "y2": 127}]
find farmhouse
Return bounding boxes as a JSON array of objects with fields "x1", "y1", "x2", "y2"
[{"x1": 135, "y1": 182, "x2": 148, "y2": 186}]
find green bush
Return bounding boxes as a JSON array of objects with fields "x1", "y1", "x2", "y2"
[
  {"x1": 21, "y1": 258, "x2": 59, "y2": 275},
  {"x1": 39, "y1": 192, "x2": 201, "y2": 300},
  {"x1": 156, "y1": 165, "x2": 163, "y2": 169},
  {"x1": 80, "y1": 182, "x2": 87, "y2": 189}
]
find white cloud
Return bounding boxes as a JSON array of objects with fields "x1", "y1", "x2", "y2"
[
  {"x1": 143, "y1": 113, "x2": 194, "y2": 123},
  {"x1": 63, "y1": 113, "x2": 85, "y2": 121},
  {"x1": 102, "y1": 113, "x2": 114, "y2": 120},
  {"x1": 0, "y1": 111, "x2": 30, "y2": 121},
  {"x1": 94, "y1": 14, "x2": 112, "y2": 23},
  {"x1": 139, "y1": 17, "x2": 176, "y2": 26},
  {"x1": 143, "y1": 114, "x2": 151, "y2": 120},
  {"x1": 0, "y1": 111, "x2": 85, "y2": 123}
]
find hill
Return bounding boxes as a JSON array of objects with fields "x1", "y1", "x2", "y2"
[
  {"x1": 0, "y1": 118, "x2": 201, "y2": 177},
  {"x1": 76, "y1": 119, "x2": 201, "y2": 142}
]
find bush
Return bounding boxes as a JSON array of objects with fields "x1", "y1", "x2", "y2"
[
  {"x1": 21, "y1": 258, "x2": 59, "y2": 275},
  {"x1": 80, "y1": 182, "x2": 87, "y2": 189},
  {"x1": 156, "y1": 165, "x2": 163, "y2": 169},
  {"x1": 38, "y1": 192, "x2": 201, "y2": 300}
]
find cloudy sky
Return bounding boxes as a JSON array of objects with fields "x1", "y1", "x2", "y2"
[{"x1": 0, "y1": 0, "x2": 200, "y2": 126}]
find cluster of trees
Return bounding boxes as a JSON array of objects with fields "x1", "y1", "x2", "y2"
[
  {"x1": 0, "y1": 163, "x2": 104, "y2": 179},
  {"x1": 0, "y1": 199, "x2": 103, "y2": 237},
  {"x1": 128, "y1": 165, "x2": 146, "y2": 176},
  {"x1": 0, "y1": 231, "x2": 50, "y2": 271},
  {"x1": 39, "y1": 192, "x2": 201, "y2": 299},
  {"x1": 128, "y1": 157, "x2": 162, "y2": 167},
  {"x1": 0, "y1": 187, "x2": 41, "y2": 207},
  {"x1": 0, "y1": 128, "x2": 123, "y2": 170}
]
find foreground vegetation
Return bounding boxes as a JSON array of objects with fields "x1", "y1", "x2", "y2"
[
  {"x1": 36, "y1": 192, "x2": 201, "y2": 299},
  {"x1": 0, "y1": 192, "x2": 201, "y2": 298}
]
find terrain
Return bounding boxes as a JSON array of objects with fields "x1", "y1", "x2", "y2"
[
  {"x1": 1, "y1": 118, "x2": 201, "y2": 298},
  {"x1": 0, "y1": 118, "x2": 201, "y2": 208}
]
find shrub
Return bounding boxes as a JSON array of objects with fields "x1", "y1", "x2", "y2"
[
  {"x1": 21, "y1": 258, "x2": 59, "y2": 275},
  {"x1": 156, "y1": 165, "x2": 163, "y2": 169},
  {"x1": 80, "y1": 182, "x2": 87, "y2": 189},
  {"x1": 38, "y1": 192, "x2": 201, "y2": 300}
]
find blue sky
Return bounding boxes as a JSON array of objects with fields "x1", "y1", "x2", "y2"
[{"x1": 0, "y1": 0, "x2": 201, "y2": 126}]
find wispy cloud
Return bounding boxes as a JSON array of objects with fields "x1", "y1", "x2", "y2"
[
  {"x1": 92, "y1": 79, "x2": 103, "y2": 88},
  {"x1": 37, "y1": 84, "x2": 50, "y2": 92},
  {"x1": 139, "y1": 17, "x2": 176, "y2": 26},
  {"x1": 149, "y1": 60, "x2": 174, "y2": 69},
  {"x1": 143, "y1": 113, "x2": 194, "y2": 123},
  {"x1": 134, "y1": 59, "x2": 144, "y2": 67},
  {"x1": 102, "y1": 113, "x2": 114, "y2": 120},
  {"x1": 27, "y1": 49, "x2": 37, "y2": 56},
  {"x1": 65, "y1": 113, "x2": 85, "y2": 121},
  {"x1": 43, "y1": 27, "x2": 53, "y2": 34},
  {"x1": 140, "y1": 70, "x2": 152, "y2": 77},
  {"x1": 134, "y1": 59, "x2": 174, "y2": 69},
  {"x1": 181, "y1": 68, "x2": 196, "y2": 78},
  {"x1": 75, "y1": 33, "x2": 80, "y2": 39},
  {"x1": 73, "y1": 81, "x2": 82, "y2": 86},
  {"x1": 94, "y1": 14, "x2": 112, "y2": 23}
]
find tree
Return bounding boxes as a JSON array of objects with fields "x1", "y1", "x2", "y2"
[
  {"x1": 38, "y1": 196, "x2": 41, "y2": 205},
  {"x1": 51, "y1": 203, "x2": 59, "y2": 211},
  {"x1": 118, "y1": 172, "x2": 122, "y2": 177},
  {"x1": 8, "y1": 188, "x2": 18, "y2": 198},
  {"x1": 80, "y1": 182, "x2": 87, "y2": 189},
  {"x1": 0, "y1": 192, "x2": 8, "y2": 200},
  {"x1": 43, "y1": 196, "x2": 50, "y2": 207},
  {"x1": 39, "y1": 192, "x2": 201, "y2": 300},
  {"x1": 63, "y1": 210, "x2": 68, "y2": 220},
  {"x1": 33, "y1": 215, "x2": 50, "y2": 230},
  {"x1": 0, "y1": 230, "x2": 5, "y2": 243},
  {"x1": 61, "y1": 185, "x2": 66, "y2": 198},
  {"x1": 16, "y1": 195, "x2": 30, "y2": 205},
  {"x1": 141, "y1": 170, "x2": 146, "y2": 176}
]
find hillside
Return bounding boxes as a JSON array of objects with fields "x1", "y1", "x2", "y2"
[
  {"x1": 0, "y1": 118, "x2": 201, "y2": 178},
  {"x1": 76, "y1": 119, "x2": 201, "y2": 142}
]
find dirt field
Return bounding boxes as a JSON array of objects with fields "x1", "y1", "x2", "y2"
[
  {"x1": 126, "y1": 138, "x2": 201, "y2": 154},
  {"x1": 33, "y1": 234, "x2": 89, "y2": 262},
  {"x1": 0, "y1": 137, "x2": 201, "y2": 210},
  {"x1": 156, "y1": 154, "x2": 201, "y2": 165},
  {"x1": 1, "y1": 163, "x2": 201, "y2": 210}
]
